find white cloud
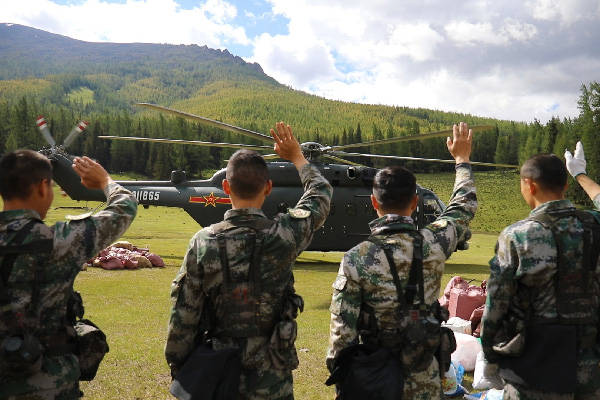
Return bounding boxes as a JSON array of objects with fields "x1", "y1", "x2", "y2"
[
  {"x1": 250, "y1": 0, "x2": 600, "y2": 122},
  {"x1": 445, "y1": 19, "x2": 537, "y2": 46},
  {"x1": 1, "y1": 0, "x2": 249, "y2": 48},
  {"x1": 376, "y1": 23, "x2": 444, "y2": 62},
  {"x1": 200, "y1": 0, "x2": 237, "y2": 22},
  {"x1": 445, "y1": 21, "x2": 506, "y2": 46},
  {"x1": 501, "y1": 18, "x2": 538, "y2": 41},
  {"x1": 527, "y1": 0, "x2": 600, "y2": 25},
  {"x1": 252, "y1": 32, "x2": 339, "y2": 86}
]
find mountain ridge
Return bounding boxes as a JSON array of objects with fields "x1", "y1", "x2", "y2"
[{"x1": 0, "y1": 23, "x2": 272, "y2": 81}]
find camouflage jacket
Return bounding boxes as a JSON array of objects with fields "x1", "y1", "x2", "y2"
[
  {"x1": 480, "y1": 195, "x2": 600, "y2": 398},
  {"x1": 0, "y1": 182, "x2": 137, "y2": 396},
  {"x1": 326, "y1": 164, "x2": 476, "y2": 378},
  {"x1": 165, "y1": 164, "x2": 332, "y2": 376}
]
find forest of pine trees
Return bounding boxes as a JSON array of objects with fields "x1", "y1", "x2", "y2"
[{"x1": 1, "y1": 82, "x2": 599, "y2": 205}]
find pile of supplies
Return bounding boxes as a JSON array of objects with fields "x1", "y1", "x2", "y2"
[
  {"x1": 86, "y1": 241, "x2": 165, "y2": 270},
  {"x1": 439, "y1": 276, "x2": 505, "y2": 398},
  {"x1": 439, "y1": 276, "x2": 487, "y2": 337}
]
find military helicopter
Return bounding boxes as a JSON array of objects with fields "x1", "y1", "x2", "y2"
[{"x1": 39, "y1": 104, "x2": 517, "y2": 251}]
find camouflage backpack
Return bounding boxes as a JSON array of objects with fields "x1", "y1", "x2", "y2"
[
  {"x1": 0, "y1": 220, "x2": 52, "y2": 379},
  {"x1": 209, "y1": 217, "x2": 303, "y2": 370},
  {"x1": 368, "y1": 230, "x2": 454, "y2": 373},
  {"x1": 493, "y1": 209, "x2": 600, "y2": 393}
]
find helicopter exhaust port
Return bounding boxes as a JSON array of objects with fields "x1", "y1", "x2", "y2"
[
  {"x1": 171, "y1": 170, "x2": 187, "y2": 184},
  {"x1": 346, "y1": 166, "x2": 359, "y2": 179}
]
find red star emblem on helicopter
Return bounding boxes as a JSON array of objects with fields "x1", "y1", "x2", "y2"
[{"x1": 189, "y1": 192, "x2": 231, "y2": 207}]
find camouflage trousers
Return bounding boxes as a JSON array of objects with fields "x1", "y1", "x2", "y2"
[
  {"x1": 402, "y1": 357, "x2": 443, "y2": 400},
  {"x1": 0, "y1": 383, "x2": 81, "y2": 400},
  {"x1": 239, "y1": 367, "x2": 293, "y2": 400}
]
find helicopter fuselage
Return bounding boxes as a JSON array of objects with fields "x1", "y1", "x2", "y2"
[{"x1": 43, "y1": 149, "x2": 446, "y2": 252}]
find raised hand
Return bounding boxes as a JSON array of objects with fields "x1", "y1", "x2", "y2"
[
  {"x1": 270, "y1": 122, "x2": 308, "y2": 168},
  {"x1": 72, "y1": 156, "x2": 113, "y2": 190},
  {"x1": 446, "y1": 122, "x2": 472, "y2": 164},
  {"x1": 564, "y1": 141, "x2": 586, "y2": 178}
]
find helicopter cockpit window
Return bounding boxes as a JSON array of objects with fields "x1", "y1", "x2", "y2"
[
  {"x1": 423, "y1": 197, "x2": 443, "y2": 218},
  {"x1": 345, "y1": 203, "x2": 357, "y2": 216}
]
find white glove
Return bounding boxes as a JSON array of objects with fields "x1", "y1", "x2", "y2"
[{"x1": 564, "y1": 141, "x2": 586, "y2": 178}]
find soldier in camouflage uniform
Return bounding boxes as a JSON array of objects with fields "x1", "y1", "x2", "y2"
[
  {"x1": 481, "y1": 143, "x2": 600, "y2": 400},
  {"x1": 0, "y1": 150, "x2": 137, "y2": 399},
  {"x1": 165, "y1": 122, "x2": 332, "y2": 400},
  {"x1": 326, "y1": 122, "x2": 477, "y2": 399}
]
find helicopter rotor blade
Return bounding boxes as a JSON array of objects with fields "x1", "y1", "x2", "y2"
[
  {"x1": 136, "y1": 103, "x2": 274, "y2": 143},
  {"x1": 333, "y1": 151, "x2": 518, "y2": 168},
  {"x1": 98, "y1": 136, "x2": 273, "y2": 151},
  {"x1": 322, "y1": 154, "x2": 366, "y2": 167},
  {"x1": 330, "y1": 125, "x2": 494, "y2": 151}
]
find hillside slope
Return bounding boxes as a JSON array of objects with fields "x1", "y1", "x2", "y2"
[{"x1": 0, "y1": 23, "x2": 505, "y2": 136}]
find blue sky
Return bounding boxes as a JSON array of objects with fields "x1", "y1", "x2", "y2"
[{"x1": 3, "y1": 0, "x2": 600, "y2": 122}]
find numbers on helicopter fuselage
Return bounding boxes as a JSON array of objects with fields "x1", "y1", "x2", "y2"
[{"x1": 132, "y1": 190, "x2": 160, "y2": 202}]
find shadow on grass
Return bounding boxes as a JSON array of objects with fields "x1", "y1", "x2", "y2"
[
  {"x1": 294, "y1": 262, "x2": 339, "y2": 273},
  {"x1": 313, "y1": 300, "x2": 332, "y2": 310},
  {"x1": 444, "y1": 263, "x2": 489, "y2": 281}
]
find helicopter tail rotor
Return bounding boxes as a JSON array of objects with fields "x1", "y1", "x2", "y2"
[
  {"x1": 63, "y1": 121, "x2": 89, "y2": 149},
  {"x1": 36, "y1": 116, "x2": 56, "y2": 147}
]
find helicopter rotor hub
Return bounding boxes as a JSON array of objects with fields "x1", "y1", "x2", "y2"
[{"x1": 300, "y1": 142, "x2": 325, "y2": 162}]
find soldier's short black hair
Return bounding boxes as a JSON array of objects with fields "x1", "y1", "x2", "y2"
[
  {"x1": 372, "y1": 166, "x2": 417, "y2": 211},
  {"x1": 520, "y1": 153, "x2": 567, "y2": 193},
  {"x1": 226, "y1": 149, "x2": 269, "y2": 199},
  {"x1": 0, "y1": 150, "x2": 53, "y2": 201}
]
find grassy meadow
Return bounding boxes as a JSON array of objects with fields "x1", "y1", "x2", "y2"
[{"x1": 1, "y1": 169, "x2": 531, "y2": 399}]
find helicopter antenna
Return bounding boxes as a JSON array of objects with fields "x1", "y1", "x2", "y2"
[
  {"x1": 136, "y1": 103, "x2": 274, "y2": 143},
  {"x1": 330, "y1": 125, "x2": 494, "y2": 151}
]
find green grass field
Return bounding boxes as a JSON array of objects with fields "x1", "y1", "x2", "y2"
[{"x1": 1, "y1": 170, "x2": 529, "y2": 399}]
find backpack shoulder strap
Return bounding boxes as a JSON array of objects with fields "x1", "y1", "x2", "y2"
[{"x1": 367, "y1": 229, "x2": 425, "y2": 310}]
